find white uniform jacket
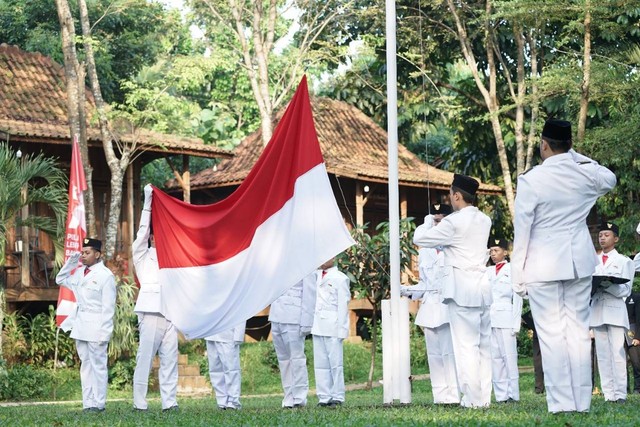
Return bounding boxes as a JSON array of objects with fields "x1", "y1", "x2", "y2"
[
  {"x1": 132, "y1": 208, "x2": 161, "y2": 314},
  {"x1": 488, "y1": 262, "x2": 522, "y2": 331},
  {"x1": 412, "y1": 248, "x2": 450, "y2": 328},
  {"x1": 56, "y1": 261, "x2": 117, "y2": 342},
  {"x1": 413, "y1": 207, "x2": 492, "y2": 308},
  {"x1": 269, "y1": 272, "x2": 317, "y2": 328},
  {"x1": 205, "y1": 323, "x2": 246, "y2": 344},
  {"x1": 511, "y1": 150, "x2": 616, "y2": 288},
  {"x1": 311, "y1": 267, "x2": 350, "y2": 339},
  {"x1": 590, "y1": 249, "x2": 634, "y2": 328}
]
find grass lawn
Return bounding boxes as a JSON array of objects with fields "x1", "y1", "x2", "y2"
[{"x1": 2, "y1": 372, "x2": 639, "y2": 426}]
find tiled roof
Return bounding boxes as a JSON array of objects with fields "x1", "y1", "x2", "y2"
[
  {"x1": 182, "y1": 97, "x2": 501, "y2": 194},
  {"x1": 0, "y1": 44, "x2": 231, "y2": 158}
]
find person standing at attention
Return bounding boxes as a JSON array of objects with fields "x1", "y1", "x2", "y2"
[
  {"x1": 269, "y1": 272, "x2": 317, "y2": 408},
  {"x1": 413, "y1": 174, "x2": 492, "y2": 408},
  {"x1": 401, "y1": 203, "x2": 460, "y2": 405},
  {"x1": 487, "y1": 238, "x2": 522, "y2": 403},
  {"x1": 56, "y1": 238, "x2": 117, "y2": 413},
  {"x1": 312, "y1": 257, "x2": 350, "y2": 407},
  {"x1": 590, "y1": 222, "x2": 634, "y2": 403},
  {"x1": 510, "y1": 119, "x2": 616, "y2": 413},
  {"x1": 131, "y1": 184, "x2": 179, "y2": 412},
  {"x1": 205, "y1": 323, "x2": 246, "y2": 410}
]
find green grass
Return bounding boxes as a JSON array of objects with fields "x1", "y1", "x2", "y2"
[{"x1": 1, "y1": 373, "x2": 639, "y2": 426}]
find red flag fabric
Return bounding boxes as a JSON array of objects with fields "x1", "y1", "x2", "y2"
[
  {"x1": 56, "y1": 136, "x2": 87, "y2": 326},
  {"x1": 152, "y1": 76, "x2": 355, "y2": 339}
]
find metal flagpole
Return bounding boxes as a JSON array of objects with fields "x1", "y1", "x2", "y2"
[{"x1": 382, "y1": 0, "x2": 411, "y2": 404}]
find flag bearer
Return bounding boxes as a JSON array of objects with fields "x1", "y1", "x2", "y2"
[
  {"x1": 487, "y1": 238, "x2": 522, "y2": 403},
  {"x1": 590, "y1": 222, "x2": 634, "y2": 403},
  {"x1": 312, "y1": 257, "x2": 351, "y2": 407},
  {"x1": 401, "y1": 203, "x2": 460, "y2": 404},
  {"x1": 56, "y1": 238, "x2": 116, "y2": 412},
  {"x1": 205, "y1": 323, "x2": 246, "y2": 410},
  {"x1": 269, "y1": 272, "x2": 317, "y2": 408},
  {"x1": 132, "y1": 184, "x2": 179, "y2": 412}
]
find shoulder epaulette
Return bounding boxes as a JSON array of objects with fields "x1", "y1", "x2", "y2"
[
  {"x1": 521, "y1": 166, "x2": 536, "y2": 175},
  {"x1": 577, "y1": 161, "x2": 591, "y2": 165}
]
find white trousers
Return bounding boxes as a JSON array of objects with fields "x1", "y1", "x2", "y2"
[
  {"x1": 133, "y1": 313, "x2": 178, "y2": 410},
  {"x1": 447, "y1": 302, "x2": 492, "y2": 408},
  {"x1": 423, "y1": 324, "x2": 459, "y2": 404},
  {"x1": 593, "y1": 325, "x2": 627, "y2": 401},
  {"x1": 491, "y1": 327, "x2": 520, "y2": 401},
  {"x1": 271, "y1": 322, "x2": 309, "y2": 407},
  {"x1": 206, "y1": 340, "x2": 241, "y2": 409},
  {"x1": 527, "y1": 277, "x2": 592, "y2": 413},
  {"x1": 76, "y1": 340, "x2": 109, "y2": 409},
  {"x1": 313, "y1": 335, "x2": 345, "y2": 404}
]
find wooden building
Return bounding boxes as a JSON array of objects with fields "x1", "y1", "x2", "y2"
[{"x1": 0, "y1": 44, "x2": 231, "y2": 314}]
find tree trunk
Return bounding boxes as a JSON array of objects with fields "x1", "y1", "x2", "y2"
[
  {"x1": 525, "y1": 29, "x2": 541, "y2": 172},
  {"x1": 78, "y1": 0, "x2": 132, "y2": 259},
  {"x1": 55, "y1": 0, "x2": 97, "y2": 236},
  {"x1": 513, "y1": 24, "x2": 526, "y2": 175},
  {"x1": 577, "y1": 0, "x2": 591, "y2": 143},
  {"x1": 446, "y1": 0, "x2": 515, "y2": 219}
]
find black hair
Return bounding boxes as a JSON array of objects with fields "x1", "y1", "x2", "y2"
[
  {"x1": 542, "y1": 136, "x2": 572, "y2": 153},
  {"x1": 451, "y1": 186, "x2": 475, "y2": 204}
]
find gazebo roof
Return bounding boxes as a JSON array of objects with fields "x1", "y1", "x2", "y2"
[
  {"x1": 0, "y1": 43, "x2": 231, "y2": 158},
  {"x1": 175, "y1": 96, "x2": 501, "y2": 194}
]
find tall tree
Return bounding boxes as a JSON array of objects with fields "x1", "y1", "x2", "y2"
[{"x1": 189, "y1": 0, "x2": 352, "y2": 145}]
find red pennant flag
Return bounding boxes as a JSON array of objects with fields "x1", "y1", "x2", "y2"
[{"x1": 56, "y1": 136, "x2": 87, "y2": 326}]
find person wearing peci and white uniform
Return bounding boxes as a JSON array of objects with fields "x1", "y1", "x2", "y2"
[
  {"x1": 487, "y1": 238, "x2": 522, "y2": 403},
  {"x1": 590, "y1": 222, "x2": 634, "y2": 403},
  {"x1": 269, "y1": 272, "x2": 317, "y2": 408},
  {"x1": 312, "y1": 258, "x2": 350, "y2": 407},
  {"x1": 205, "y1": 323, "x2": 246, "y2": 410},
  {"x1": 56, "y1": 238, "x2": 116, "y2": 413},
  {"x1": 401, "y1": 203, "x2": 460, "y2": 404},
  {"x1": 511, "y1": 119, "x2": 617, "y2": 413},
  {"x1": 413, "y1": 174, "x2": 492, "y2": 409},
  {"x1": 131, "y1": 184, "x2": 179, "y2": 412}
]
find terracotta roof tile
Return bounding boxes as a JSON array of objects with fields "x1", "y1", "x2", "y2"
[
  {"x1": 182, "y1": 97, "x2": 501, "y2": 194},
  {"x1": 0, "y1": 44, "x2": 231, "y2": 158}
]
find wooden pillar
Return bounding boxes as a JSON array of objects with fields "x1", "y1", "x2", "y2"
[
  {"x1": 182, "y1": 155, "x2": 190, "y2": 204},
  {"x1": 355, "y1": 181, "x2": 366, "y2": 227},
  {"x1": 21, "y1": 183, "x2": 29, "y2": 287},
  {"x1": 400, "y1": 187, "x2": 407, "y2": 219}
]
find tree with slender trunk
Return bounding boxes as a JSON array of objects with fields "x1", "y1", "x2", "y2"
[
  {"x1": 577, "y1": 0, "x2": 592, "y2": 143},
  {"x1": 54, "y1": 0, "x2": 97, "y2": 237}
]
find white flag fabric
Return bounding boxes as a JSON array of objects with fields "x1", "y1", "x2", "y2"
[{"x1": 151, "y1": 77, "x2": 355, "y2": 339}]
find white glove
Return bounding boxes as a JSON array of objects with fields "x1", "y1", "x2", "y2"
[
  {"x1": 511, "y1": 328, "x2": 520, "y2": 337},
  {"x1": 57, "y1": 251, "x2": 81, "y2": 279},
  {"x1": 636, "y1": 221, "x2": 640, "y2": 235},
  {"x1": 143, "y1": 184, "x2": 153, "y2": 210},
  {"x1": 400, "y1": 287, "x2": 410, "y2": 298},
  {"x1": 300, "y1": 326, "x2": 311, "y2": 337}
]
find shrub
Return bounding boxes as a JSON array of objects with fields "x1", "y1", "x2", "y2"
[
  {"x1": 109, "y1": 358, "x2": 136, "y2": 391},
  {"x1": 0, "y1": 365, "x2": 49, "y2": 400}
]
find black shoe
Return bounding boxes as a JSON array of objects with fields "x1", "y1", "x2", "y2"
[
  {"x1": 329, "y1": 400, "x2": 343, "y2": 407},
  {"x1": 293, "y1": 403, "x2": 305, "y2": 408},
  {"x1": 617, "y1": 399, "x2": 627, "y2": 404},
  {"x1": 84, "y1": 407, "x2": 104, "y2": 413},
  {"x1": 162, "y1": 405, "x2": 179, "y2": 412},
  {"x1": 317, "y1": 402, "x2": 330, "y2": 407},
  {"x1": 133, "y1": 407, "x2": 147, "y2": 412}
]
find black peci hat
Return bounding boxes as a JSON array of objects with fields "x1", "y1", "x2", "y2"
[
  {"x1": 542, "y1": 119, "x2": 572, "y2": 142},
  {"x1": 599, "y1": 221, "x2": 619, "y2": 236},
  {"x1": 452, "y1": 174, "x2": 479, "y2": 196},
  {"x1": 82, "y1": 237, "x2": 102, "y2": 252},
  {"x1": 488, "y1": 237, "x2": 509, "y2": 250},
  {"x1": 431, "y1": 203, "x2": 453, "y2": 216}
]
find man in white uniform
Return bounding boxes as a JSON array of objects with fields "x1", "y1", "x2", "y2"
[
  {"x1": 487, "y1": 238, "x2": 522, "y2": 403},
  {"x1": 511, "y1": 119, "x2": 616, "y2": 413},
  {"x1": 132, "y1": 184, "x2": 179, "y2": 412},
  {"x1": 56, "y1": 238, "x2": 117, "y2": 412},
  {"x1": 205, "y1": 323, "x2": 246, "y2": 409},
  {"x1": 312, "y1": 258, "x2": 350, "y2": 407},
  {"x1": 401, "y1": 203, "x2": 459, "y2": 404},
  {"x1": 413, "y1": 174, "x2": 492, "y2": 408},
  {"x1": 269, "y1": 272, "x2": 317, "y2": 408},
  {"x1": 590, "y1": 222, "x2": 634, "y2": 403}
]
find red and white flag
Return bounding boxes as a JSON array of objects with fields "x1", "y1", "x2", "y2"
[
  {"x1": 56, "y1": 136, "x2": 87, "y2": 326},
  {"x1": 151, "y1": 76, "x2": 355, "y2": 339}
]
